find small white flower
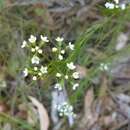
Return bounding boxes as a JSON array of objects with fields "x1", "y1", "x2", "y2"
[
  {"x1": 67, "y1": 62, "x2": 76, "y2": 70},
  {"x1": 104, "y1": 65, "x2": 108, "y2": 70},
  {"x1": 68, "y1": 42, "x2": 74, "y2": 50},
  {"x1": 31, "y1": 48, "x2": 35, "y2": 52},
  {"x1": 32, "y1": 76, "x2": 37, "y2": 80},
  {"x1": 31, "y1": 56, "x2": 40, "y2": 64},
  {"x1": 29, "y1": 35, "x2": 36, "y2": 43},
  {"x1": 72, "y1": 72, "x2": 79, "y2": 79},
  {"x1": 38, "y1": 49, "x2": 42, "y2": 54},
  {"x1": 21, "y1": 41, "x2": 27, "y2": 48},
  {"x1": 58, "y1": 54, "x2": 63, "y2": 60},
  {"x1": 61, "y1": 50, "x2": 65, "y2": 54},
  {"x1": 65, "y1": 75, "x2": 68, "y2": 79},
  {"x1": 34, "y1": 67, "x2": 38, "y2": 71},
  {"x1": 52, "y1": 47, "x2": 58, "y2": 52},
  {"x1": 40, "y1": 35, "x2": 49, "y2": 42},
  {"x1": 38, "y1": 72, "x2": 42, "y2": 76},
  {"x1": 105, "y1": 2, "x2": 115, "y2": 9},
  {"x1": 40, "y1": 66, "x2": 48, "y2": 74},
  {"x1": 35, "y1": 46, "x2": 39, "y2": 50},
  {"x1": 99, "y1": 63, "x2": 109, "y2": 71},
  {"x1": 23, "y1": 68, "x2": 28, "y2": 77},
  {"x1": 56, "y1": 37, "x2": 64, "y2": 42},
  {"x1": 72, "y1": 83, "x2": 79, "y2": 90},
  {"x1": 56, "y1": 73, "x2": 61, "y2": 77},
  {"x1": 54, "y1": 83, "x2": 62, "y2": 91},
  {"x1": 59, "y1": 112, "x2": 63, "y2": 116}
]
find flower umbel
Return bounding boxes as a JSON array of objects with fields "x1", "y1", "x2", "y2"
[
  {"x1": 105, "y1": 2, "x2": 115, "y2": 9},
  {"x1": 99, "y1": 63, "x2": 109, "y2": 71},
  {"x1": 105, "y1": 0, "x2": 126, "y2": 10},
  {"x1": 21, "y1": 35, "x2": 83, "y2": 120},
  {"x1": 57, "y1": 102, "x2": 75, "y2": 117}
]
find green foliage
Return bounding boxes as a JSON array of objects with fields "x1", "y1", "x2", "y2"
[{"x1": 68, "y1": 8, "x2": 130, "y2": 103}]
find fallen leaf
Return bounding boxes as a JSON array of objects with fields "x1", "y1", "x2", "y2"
[{"x1": 29, "y1": 96, "x2": 50, "y2": 130}]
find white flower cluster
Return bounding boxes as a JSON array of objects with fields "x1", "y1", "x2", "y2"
[
  {"x1": 23, "y1": 65, "x2": 48, "y2": 81},
  {"x1": 22, "y1": 35, "x2": 79, "y2": 90},
  {"x1": 105, "y1": 0, "x2": 126, "y2": 10},
  {"x1": 51, "y1": 37, "x2": 79, "y2": 91},
  {"x1": 56, "y1": 102, "x2": 75, "y2": 117},
  {"x1": 55, "y1": 62, "x2": 80, "y2": 91},
  {"x1": 21, "y1": 35, "x2": 82, "y2": 119},
  {"x1": 52, "y1": 37, "x2": 74, "y2": 61},
  {"x1": 67, "y1": 62, "x2": 79, "y2": 80},
  {"x1": 21, "y1": 35, "x2": 49, "y2": 80},
  {"x1": 99, "y1": 63, "x2": 109, "y2": 71}
]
